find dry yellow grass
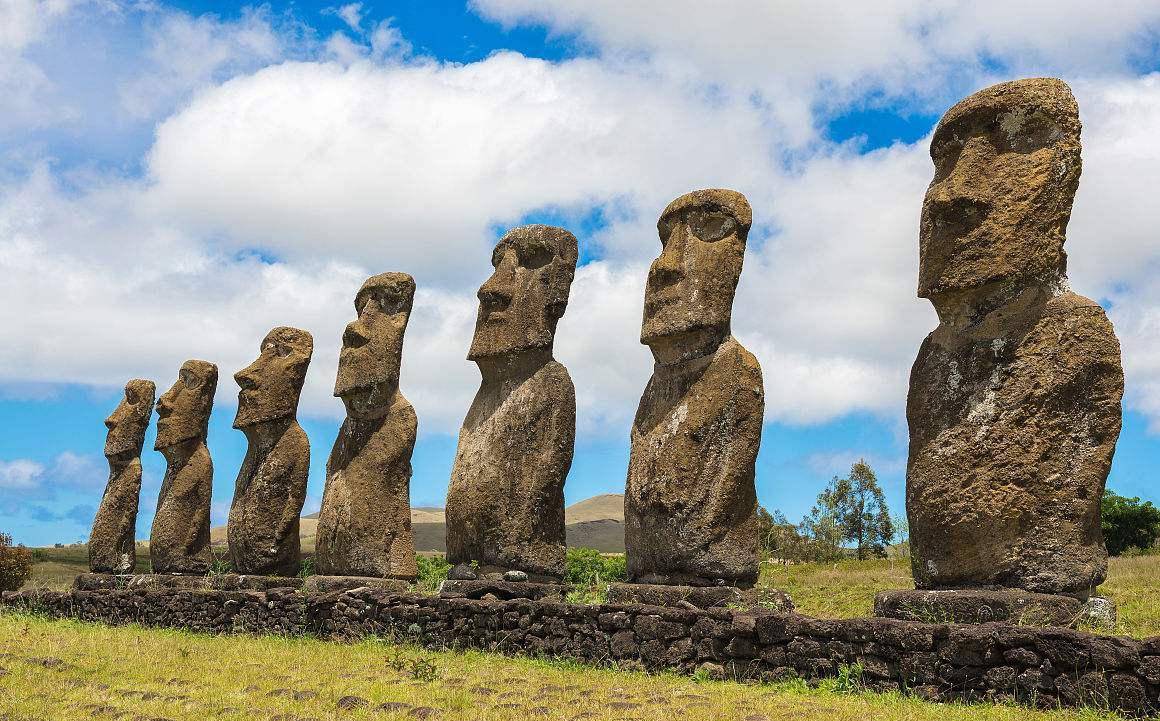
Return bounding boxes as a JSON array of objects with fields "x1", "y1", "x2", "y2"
[{"x1": 0, "y1": 614, "x2": 1130, "y2": 721}]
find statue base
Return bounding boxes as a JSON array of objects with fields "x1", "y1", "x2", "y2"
[
  {"x1": 73, "y1": 573, "x2": 303, "y2": 591},
  {"x1": 301, "y1": 575, "x2": 411, "y2": 594},
  {"x1": 873, "y1": 588, "x2": 1108, "y2": 627},
  {"x1": 437, "y1": 579, "x2": 570, "y2": 601},
  {"x1": 606, "y1": 582, "x2": 793, "y2": 611}
]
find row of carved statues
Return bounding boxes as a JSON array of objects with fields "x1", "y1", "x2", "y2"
[{"x1": 90, "y1": 77, "x2": 1124, "y2": 602}]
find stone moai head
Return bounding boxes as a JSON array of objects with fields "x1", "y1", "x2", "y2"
[
  {"x1": 334, "y1": 272, "x2": 415, "y2": 417},
  {"x1": 154, "y1": 360, "x2": 218, "y2": 451},
  {"x1": 467, "y1": 225, "x2": 579, "y2": 361},
  {"x1": 233, "y1": 327, "x2": 314, "y2": 429},
  {"x1": 104, "y1": 379, "x2": 155, "y2": 461},
  {"x1": 641, "y1": 188, "x2": 752, "y2": 358},
  {"x1": 919, "y1": 78, "x2": 1081, "y2": 304}
]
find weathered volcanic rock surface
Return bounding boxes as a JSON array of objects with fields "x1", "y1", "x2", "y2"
[{"x1": 907, "y1": 78, "x2": 1124, "y2": 596}]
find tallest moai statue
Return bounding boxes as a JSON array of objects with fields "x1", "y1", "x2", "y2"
[{"x1": 905, "y1": 78, "x2": 1124, "y2": 598}]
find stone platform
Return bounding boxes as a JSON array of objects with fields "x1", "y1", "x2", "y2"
[
  {"x1": 73, "y1": 573, "x2": 303, "y2": 592},
  {"x1": 302, "y1": 575, "x2": 410, "y2": 594},
  {"x1": 438, "y1": 579, "x2": 569, "y2": 601},
  {"x1": 874, "y1": 588, "x2": 1087, "y2": 627},
  {"x1": 606, "y1": 582, "x2": 793, "y2": 611}
]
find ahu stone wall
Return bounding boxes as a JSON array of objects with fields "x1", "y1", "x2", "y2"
[{"x1": 3, "y1": 586, "x2": 1159, "y2": 715}]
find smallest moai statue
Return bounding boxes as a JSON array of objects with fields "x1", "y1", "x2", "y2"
[
  {"x1": 89, "y1": 379, "x2": 155, "y2": 574},
  {"x1": 150, "y1": 360, "x2": 218, "y2": 575},
  {"x1": 227, "y1": 327, "x2": 313, "y2": 577}
]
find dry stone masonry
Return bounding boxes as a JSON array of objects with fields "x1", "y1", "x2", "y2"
[
  {"x1": 227, "y1": 327, "x2": 314, "y2": 577},
  {"x1": 88, "y1": 379, "x2": 155, "y2": 574},
  {"x1": 4, "y1": 585, "x2": 1158, "y2": 715},
  {"x1": 149, "y1": 360, "x2": 218, "y2": 575},
  {"x1": 445, "y1": 225, "x2": 578, "y2": 583},
  {"x1": 623, "y1": 189, "x2": 764, "y2": 590},
  {"x1": 315, "y1": 273, "x2": 419, "y2": 581},
  {"x1": 895, "y1": 78, "x2": 1124, "y2": 615}
]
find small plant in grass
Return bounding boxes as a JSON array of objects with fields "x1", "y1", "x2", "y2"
[
  {"x1": 207, "y1": 547, "x2": 233, "y2": 576},
  {"x1": 415, "y1": 554, "x2": 451, "y2": 593},
  {"x1": 833, "y1": 663, "x2": 864, "y2": 694},
  {"x1": 565, "y1": 547, "x2": 626, "y2": 589},
  {"x1": 297, "y1": 555, "x2": 315, "y2": 579},
  {"x1": 410, "y1": 655, "x2": 440, "y2": 682},
  {"x1": 0, "y1": 532, "x2": 34, "y2": 592}
]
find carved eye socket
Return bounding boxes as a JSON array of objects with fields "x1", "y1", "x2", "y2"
[
  {"x1": 931, "y1": 138, "x2": 963, "y2": 179},
  {"x1": 516, "y1": 241, "x2": 553, "y2": 270},
  {"x1": 687, "y1": 210, "x2": 736, "y2": 242},
  {"x1": 125, "y1": 389, "x2": 139, "y2": 405},
  {"x1": 180, "y1": 369, "x2": 201, "y2": 390},
  {"x1": 274, "y1": 343, "x2": 291, "y2": 358}
]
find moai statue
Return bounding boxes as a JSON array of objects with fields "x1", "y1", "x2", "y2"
[
  {"x1": 227, "y1": 327, "x2": 313, "y2": 577},
  {"x1": 445, "y1": 225, "x2": 578, "y2": 583},
  {"x1": 315, "y1": 273, "x2": 419, "y2": 580},
  {"x1": 150, "y1": 360, "x2": 218, "y2": 575},
  {"x1": 89, "y1": 379, "x2": 155, "y2": 574},
  {"x1": 876, "y1": 79, "x2": 1124, "y2": 623},
  {"x1": 622, "y1": 189, "x2": 764, "y2": 591}
]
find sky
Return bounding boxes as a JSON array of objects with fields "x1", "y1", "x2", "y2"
[{"x1": 1, "y1": 0, "x2": 1159, "y2": 546}]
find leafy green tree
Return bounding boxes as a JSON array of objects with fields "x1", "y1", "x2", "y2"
[
  {"x1": 1102, "y1": 490, "x2": 1160, "y2": 556},
  {"x1": 799, "y1": 481, "x2": 848, "y2": 562},
  {"x1": 839, "y1": 461, "x2": 894, "y2": 560},
  {"x1": 758, "y1": 506, "x2": 811, "y2": 562}
]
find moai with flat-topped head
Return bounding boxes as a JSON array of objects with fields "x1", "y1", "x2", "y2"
[
  {"x1": 150, "y1": 360, "x2": 217, "y2": 574},
  {"x1": 315, "y1": 273, "x2": 418, "y2": 581},
  {"x1": 621, "y1": 188, "x2": 765, "y2": 593},
  {"x1": 445, "y1": 225, "x2": 578, "y2": 584},
  {"x1": 876, "y1": 78, "x2": 1124, "y2": 625},
  {"x1": 227, "y1": 327, "x2": 313, "y2": 577},
  {"x1": 89, "y1": 379, "x2": 155, "y2": 574}
]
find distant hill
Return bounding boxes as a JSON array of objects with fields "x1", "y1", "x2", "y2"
[{"x1": 210, "y1": 494, "x2": 624, "y2": 553}]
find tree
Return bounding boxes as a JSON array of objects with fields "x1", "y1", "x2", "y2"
[
  {"x1": 839, "y1": 461, "x2": 894, "y2": 560},
  {"x1": 758, "y1": 506, "x2": 811, "y2": 563},
  {"x1": 0, "y1": 532, "x2": 33, "y2": 592},
  {"x1": 799, "y1": 480, "x2": 848, "y2": 562},
  {"x1": 1102, "y1": 490, "x2": 1160, "y2": 556}
]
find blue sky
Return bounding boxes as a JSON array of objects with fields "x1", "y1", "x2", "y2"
[{"x1": 2, "y1": 1, "x2": 1160, "y2": 546}]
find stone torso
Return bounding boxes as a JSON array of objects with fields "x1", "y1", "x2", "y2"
[
  {"x1": 624, "y1": 336, "x2": 763, "y2": 587},
  {"x1": 150, "y1": 442, "x2": 213, "y2": 574},
  {"x1": 89, "y1": 459, "x2": 142, "y2": 574},
  {"x1": 316, "y1": 394, "x2": 418, "y2": 579},
  {"x1": 227, "y1": 421, "x2": 309, "y2": 576},
  {"x1": 445, "y1": 360, "x2": 575, "y2": 580},
  {"x1": 907, "y1": 289, "x2": 1123, "y2": 595}
]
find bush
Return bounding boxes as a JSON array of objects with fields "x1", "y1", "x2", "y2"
[
  {"x1": 0, "y1": 532, "x2": 34, "y2": 592},
  {"x1": 565, "y1": 547, "x2": 625, "y2": 587},
  {"x1": 415, "y1": 553, "x2": 451, "y2": 593},
  {"x1": 1102, "y1": 490, "x2": 1160, "y2": 556}
]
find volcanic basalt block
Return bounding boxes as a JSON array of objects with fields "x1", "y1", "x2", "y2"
[
  {"x1": 605, "y1": 582, "x2": 793, "y2": 611},
  {"x1": 905, "y1": 79, "x2": 1124, "y2": 597},
  {"x1": 150, "y1": 360, "x2": 218, "y2": 575},
  {"x1": 437, "y1": 579, "x2": 570, "y2": 601},
  {"x1": 874, "y1": 588, "x2": 1084, "y2": 627},
  {"x1": 445, "y1": 225, "x2": 578, "y2": 582},
  {"x1": 302, "y1": 575, "x2": 410, "y2": 594},
  {"x1": 89, "y1": 379, "x2": 155, "y2": 574},
  {"x1": 624, "y1": 189, "x2": 763, "y2": 588},
  {"x1": 315, "y1": 273, "x2": 419, "y2": 580},
  {"x1": 72, "y1": 572, "x2": 303, "y2": 592},
  {"x1": 227, "y1": 327, "x2": 313, "y2": 577}
]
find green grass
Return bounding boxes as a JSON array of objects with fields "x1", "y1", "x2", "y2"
[{"x1": 0, "y1": 613, "x2": 1131, "y2": 721}]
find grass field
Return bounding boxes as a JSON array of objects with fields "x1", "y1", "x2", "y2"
[{"x1": 0, "y1": 613, "x2": 1132, "y2": 721}]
